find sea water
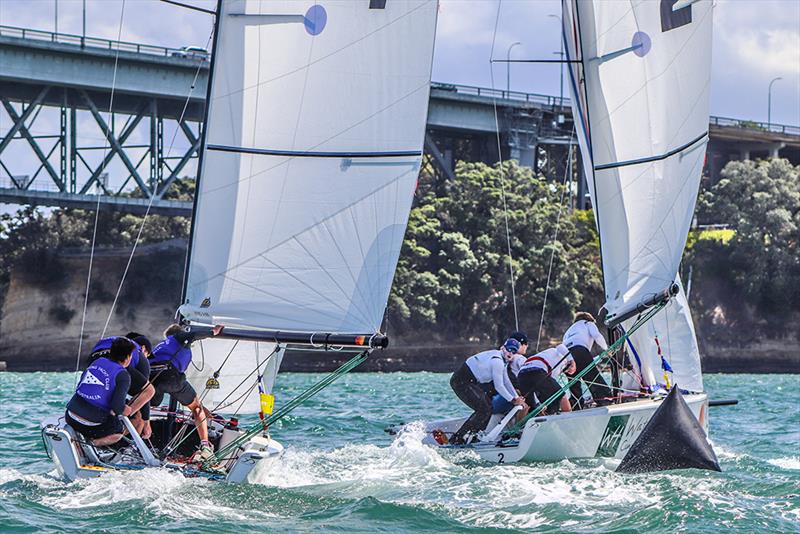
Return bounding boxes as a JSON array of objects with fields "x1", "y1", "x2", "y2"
[{"x1": 0, "y1": 372, "x2": 797, "y2": 533}]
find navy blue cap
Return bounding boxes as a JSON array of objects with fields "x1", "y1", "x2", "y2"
[{"x1": 502, "y1": 338, "x2": 522, "y2": 354}]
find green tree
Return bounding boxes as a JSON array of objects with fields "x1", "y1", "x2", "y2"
[
  {"x1": 691, "y1": 158, "x2": 799, "y2": 339},
  {"x1": 389, "y1": 160, "x2": 602, "y2": 344}
]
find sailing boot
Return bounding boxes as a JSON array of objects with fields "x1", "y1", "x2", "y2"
[{"x1": 192, "y1": 440, "x2": 215, "y2": 463}]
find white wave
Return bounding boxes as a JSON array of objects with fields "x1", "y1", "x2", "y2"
[{"x1": 767, "y1": 457, "x2": 800, "y2": 470}]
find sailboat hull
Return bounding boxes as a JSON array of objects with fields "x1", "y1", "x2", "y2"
[
  {"x1": 421, "y1": 393, "x2": 708, "y2": 464},
  {"x1": 40, "y1": 411, "x2": 284, "y2": 484}
]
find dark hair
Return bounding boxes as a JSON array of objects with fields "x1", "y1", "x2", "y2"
[
  {"x1": 109, "y1": 337, "x2": 136, "y2": 363},
  {"x1": 508, "y1": 331, "x2": 529, "y2": 345},
  {"x1": 125, "y1": 331, "x2": 143, "y2": 340},
  {"x1": 574, "y1": 311, "x2": 596, "y2": 323},
  {"x1": 133, "y1": 335, "x2": 152, "y2": 355},
  {"x1": 163, "y1": 323, "x2": 183, "y2": 338}
]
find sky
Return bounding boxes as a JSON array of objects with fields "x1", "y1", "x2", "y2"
[
  {"x1": 1, "y1": 0, "x2": 798, "y2": 124},
  {"x1": 0, "y1": 0, "x2": 798, "y2": 204}
]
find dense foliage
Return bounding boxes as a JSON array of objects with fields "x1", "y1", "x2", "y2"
[
  {"x1": 388, "y1": 161, "x2": 603, "y2": 343},
  {"x1": 688, "y1": 158, "x2": 800, "y2": 340}
]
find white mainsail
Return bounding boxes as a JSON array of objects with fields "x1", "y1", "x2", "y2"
[
  {"x1": 177, "y1": 0, "x2": 437, "y2": 413},
  {"x1": 562, "y1": 0, "x2": 713, "y2": 323},
  {"x1": 180, "y1": 0, "x2": 438, "y2": 335},
  {"x1": 562, "y1": 0, "x2": 712, "y2": 390}
]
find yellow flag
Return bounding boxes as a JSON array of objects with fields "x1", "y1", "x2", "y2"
[{"x1": 260, "y1": 393, "x2": 275, "y2": 415}]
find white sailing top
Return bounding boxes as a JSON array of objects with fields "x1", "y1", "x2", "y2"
[
  {"x1": 519, "y1": 345, "x2": 573, "y2": 375},
  {"x1": 509, "y1": 354, "x2": 527, "y2": 377},
  {"x1": 465, "y1": 350, "x2": 517, "y2": 402},
  {"x1": 563, "y1": 321, "x2": 608, "y2": 351}
]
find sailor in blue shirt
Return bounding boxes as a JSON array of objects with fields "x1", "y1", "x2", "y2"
[
  {"x1": 89, "y1": 333, "x2": 155, "y2": 439},
  {"x1": 66, "y1": 337, "x2": 136, "y2": 446},
  {"x1": 149, "y1": 323, "x2": 223, "y2": 461}
]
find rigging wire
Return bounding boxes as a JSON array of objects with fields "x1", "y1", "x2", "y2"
[
  {"x1": 101, "y1": 25, "x2": 214, "y2": 337},
  {"x1": 535, "y1": 130, "x2": 575, "y2": 351},
  {"x1": 488, "y1": 0, "x2": 519, "y2": 330},
  {"x1": 74, "y1": 0, "x2": 127, "y2": 383}
]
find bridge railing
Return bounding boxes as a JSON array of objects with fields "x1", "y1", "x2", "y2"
[
  {"x1": 0, "y1": 24, "x2": 193, "y2": 59},
  {"x1": 431, "y1": 82, "x2": 570, "y2": 108},
  {"x1": 710, "y1": 115, "x2": 800, "y2": 136}
]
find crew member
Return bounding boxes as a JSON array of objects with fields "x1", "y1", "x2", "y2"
[
  {"x1": 448, "y1": 338, "x2": 526, "y2": 445},
  {"x1": 149, "y1": 323, "x2": 223, "y2": 461},
  {"x1": 517, "y1": 343, "x2": 575, "y2": 415},
  {"x1": 563, "y1": 312, "x2": 613, "y2": 408},
  {"x1": 89, "y1": 334, "x2": 155, "y2": 438},
  {"x1": 65, "y1": 337, "x2": 136, "y2": 446},
  {"x1": 492, "y1": 331, "x2": 529, "y2": 415}
]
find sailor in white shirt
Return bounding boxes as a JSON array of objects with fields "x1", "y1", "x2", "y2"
[
  {"x1": 517, "y1": 344, "x2": 575, "y2": 414},
  {"x1": 563, "y1": 312, "x2": 613, "y2": 408},
  {"x1": 448, "y1": 338, "x2": 526, "y2": 445}
]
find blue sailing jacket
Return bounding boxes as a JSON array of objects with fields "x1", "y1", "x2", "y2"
[
  {"x1": 90, "y1": 336, "x2": 140, "y2": 368},
  {"x1": 75, "y1": 357, "x2": 126, "y2": 411},
  {"x1": 150, "y1": 335, "x2": 192, "y2": 373}
]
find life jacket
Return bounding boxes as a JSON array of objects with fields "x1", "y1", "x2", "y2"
[
  {"x1": 75, "y1": 357, "x2": 126, "y2": 411},
  {"x1": 89, "y1": 336, "x2": 140, "y2": 369},
  {"x1": 150, "y1": 335, "x2": 192, "y2": 373}
]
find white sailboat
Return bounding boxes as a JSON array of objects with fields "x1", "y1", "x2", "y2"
[
  {"x1": 420, "y1": 0, "x2": 715, "y2": 464},
  {"x1": 42, "y1": 0, "x2": 438, "y2": 483}
]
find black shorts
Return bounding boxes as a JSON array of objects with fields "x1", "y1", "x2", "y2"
[
  {"x1": 65, "y1": 411, "x2": 123, "y2": 440},
  {"x1": 151, "y1": 368, "x2": 197, "y2": 406},
  {"x1": 518, "y1": 369, "x2": 564, "y2": 415}
]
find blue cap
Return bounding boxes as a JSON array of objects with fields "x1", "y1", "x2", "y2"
[{"x1": 502, "y1": 338, "x2": 521, "y2": 354}]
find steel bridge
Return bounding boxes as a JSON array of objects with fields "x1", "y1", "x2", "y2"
[{"x1": 1, "y1": 25, "x2": 798, "y2": 215}]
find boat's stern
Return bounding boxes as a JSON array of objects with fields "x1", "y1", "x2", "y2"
[{"x1": 40, "y1": 418, "x2": 111, "y2": 481}]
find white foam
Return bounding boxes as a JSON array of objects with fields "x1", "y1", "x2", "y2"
[{"x1": 767, "y1": 457, "x2": 800, "y2": 470}]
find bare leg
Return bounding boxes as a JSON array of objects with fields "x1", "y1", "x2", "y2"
[
  {"x1": 186, "y1": 398, "x2": 209, "y2": 442},
  {"x1": 559, "y1": 396, "x2": 572, "y2": 413},
  {"x1": 140, "y1": 419, "x2": 152, "y2": 440},
  {"x1": 130, "y1": 412, "x2": 145, "y2": 435},
  {"x1": 128, "y1": 384, "x2": 155, "y2": 415},
  {"x1": 92, "y1": 433, "x2": 124, "y2": 447}
]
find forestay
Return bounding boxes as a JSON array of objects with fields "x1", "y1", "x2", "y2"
[
  {"x1": 562, "y1": 0, "x2": 713, "y2": 324},
  {"x1": 180, "y1": 0, "x2": 438, "y2": 334}
]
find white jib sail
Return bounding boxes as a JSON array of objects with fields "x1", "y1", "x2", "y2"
[
  {"x1": 625, "y1": 277, "x2": 703, "y2": 393},
  {"x1": 184, "y1": 339, "x2": 284, "y2": 414},
  {"x1": 181, "y1": 0, "x2": 438, "y2": 334},
  {"x1": 562, "y1": 0, "x2": 713, "y2": 323}
]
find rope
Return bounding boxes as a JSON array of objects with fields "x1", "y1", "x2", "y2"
[
  {"x1": 503, "y1": 301, "x2": 667, "y2": 439},
  {"x1": 100, "y1": 26, "x2": 214, "y2": 337},
  {"x1": 74, "y1": 0, "x2": 127, "y2": 384},
  {"x1": 204, "y1": 350, "x2": 370, "y2": 469},
  {"x1": 535, "y1": 131, "x2": 575, "y2": 350},
  {"x1": 162, "y1": 345, "x2": 278, "y2": 457},
  {"x1": 488, "y1": 0, "x2": 518, "y2": 330}
]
